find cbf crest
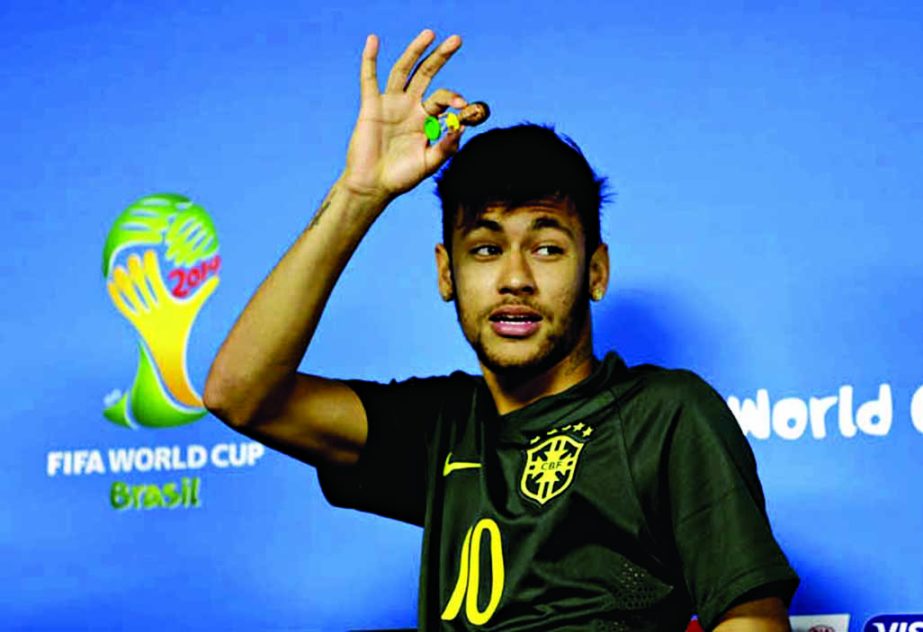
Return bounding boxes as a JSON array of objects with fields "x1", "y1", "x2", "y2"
[{"x1": 520, "y1": 422, "x2": 594, "y2": 506}]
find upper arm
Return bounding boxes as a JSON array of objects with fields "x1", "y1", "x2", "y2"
[
  {"x1": 228, "y1": 373, "x2": 369, "y2": 468},
  {"x1": 651, "y1": 371, "x2": 799, "y2": 627},
  {"x1": 713, "y1": 597, "x2": 791, "y2": 632},
  {"x1": 315, "y1": 372, "x2": 463, "y2": 525},
  {"x1": 215, "y1": 370, "x2": 465, "y2": 526}
]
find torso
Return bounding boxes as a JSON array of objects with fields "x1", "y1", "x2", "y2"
[{"x1": 418, "y1": 357, "x2": 693, "y2": 631}]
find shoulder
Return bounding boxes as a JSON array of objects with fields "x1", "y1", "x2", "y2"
[
  {"x1": 620, "y1": 364, "x2": 725, "y2": 416},
  {"x1": 344, "y1": 369, "x2": 480, "y2": 411},
  {"x1": 616, "y1": 365, "x2": 745, "y2": 447},
  {"x1": 349, "y1": 368, "x2": 478, "y2": 391}
]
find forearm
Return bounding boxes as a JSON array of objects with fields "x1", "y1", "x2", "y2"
[
  {"x1": 712, "y1": 597, "x2": 791, "y2": 632},
  {"x1": 206, "y1": 28, "x2": 466, "y2": 429},
  {"x1": 204, "y1": 177, "x2": 388, "y2": 426}
]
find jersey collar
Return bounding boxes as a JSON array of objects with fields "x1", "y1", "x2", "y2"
[{"x1": 480, "y1": 351, "x2": 628, "y2": 443}]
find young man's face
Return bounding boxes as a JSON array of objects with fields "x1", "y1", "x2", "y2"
[{"x1": 436, "y1": 199, "x2": 608, "y2": 376}]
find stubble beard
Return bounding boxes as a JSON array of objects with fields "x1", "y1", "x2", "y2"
[{"x1": 455, "y1": 279, "x2": 592, "y2": 380}]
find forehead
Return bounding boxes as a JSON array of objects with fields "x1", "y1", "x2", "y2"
[{"x1": 455, "y1": 198, "x2": 582, "y2": 236}]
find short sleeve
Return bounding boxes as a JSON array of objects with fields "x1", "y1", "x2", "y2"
[
  {"x1": 662, "y1": 372, "x2": 800, "y2": 630},
  {"x1": 316, "y1": 374, "x2": 461, "y2": 527}
]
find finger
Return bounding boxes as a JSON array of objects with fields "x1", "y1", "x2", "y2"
[
  {"x1": 405, "y1": 34, "x2": 462, "y2": 97},
  {"x1": 127, "y1": 253, "x2": 155, "y2": 310},
  {"x1": 423, "y1": 124, "x2": 465, "y2": 176},
  {"x1": 142, "y1": 249, "x2": 169, "y2": 300},
  {"x1": 385, "y1": 29, "x2": 437, "y2": 93},
  {"x1": 107, "y1": 279, "x2": 134, "y2": 319},
  {"x1": 422, "y1": 88, "x2": 467, "y2": 117},
  {"x1": 359, "y1": 34, "x2": 380, "y2": 104},
  {"x1": 189, "y1": 275, "x2": 219, "y2": 309},
  {"x1": 112, "y1": 266, "x2": 144, "y2": 314}
]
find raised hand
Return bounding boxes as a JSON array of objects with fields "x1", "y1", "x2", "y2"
[
  {"x1": 108, "y1": 249, "x2": 219, "y2": 408},
  {"x1": 340, "y1": 29, "x2": 468, "y2": 204}
]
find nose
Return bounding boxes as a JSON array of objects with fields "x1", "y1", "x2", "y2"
[{"x1": 498, "y1": 248, "x2": 536, "y2": 296}]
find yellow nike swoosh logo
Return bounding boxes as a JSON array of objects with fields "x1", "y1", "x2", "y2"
[{"x1": 443, "y1": 452, "x2": 482, "y2": 477}]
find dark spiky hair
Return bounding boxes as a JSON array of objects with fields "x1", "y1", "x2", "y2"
[{"x1": 434, "y1": 123, "x2": 610, "y2": 256}]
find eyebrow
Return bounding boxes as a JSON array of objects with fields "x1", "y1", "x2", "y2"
[
  {"x1": 470, "y1": 218, "x2": 503, "y2": 233},
  {"x1": 531, "y1": 216, "x2": 574, "y2": 239},
  {"x1": 468, "y1": 216, "x2": 575, "y2": 240}
]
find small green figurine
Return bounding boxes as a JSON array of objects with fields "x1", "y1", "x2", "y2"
[{"x1": 424, "y1": 101, "x2": 491, "y2": 141}]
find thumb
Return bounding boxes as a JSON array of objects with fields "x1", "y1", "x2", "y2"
[
  {"x1": 423, "y1": 126, "x2": 465, "y2": 176},
  {"x1": 188, "y1": 275, "x2": 219, "y2": 309}
]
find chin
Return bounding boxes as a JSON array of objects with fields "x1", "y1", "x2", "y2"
[{"x1": 476, "y1": 337, "x2": 563, "y2": 376}]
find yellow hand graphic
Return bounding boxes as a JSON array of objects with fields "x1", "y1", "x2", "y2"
[{"x1": 107, "y1": 249, "x2": 218, "y2": 408}]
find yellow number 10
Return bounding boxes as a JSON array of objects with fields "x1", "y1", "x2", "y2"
[{"x1": 440, "y1": 518, "x2": 505, "y2": 625}]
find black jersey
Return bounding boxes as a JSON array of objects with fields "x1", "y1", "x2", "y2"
[{"x1": 318, "y1": 353, "x2": 799, "y2": 631}]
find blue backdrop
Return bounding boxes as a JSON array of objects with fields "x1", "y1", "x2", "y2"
[{"x1": 3, "y1": 1, "x2": 921, "y2": 629}]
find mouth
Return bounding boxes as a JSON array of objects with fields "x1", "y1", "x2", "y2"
[{"x1": 488, "y1": 306, "x2": 543, "y2": 338}]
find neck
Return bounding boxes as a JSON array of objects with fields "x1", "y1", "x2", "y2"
[{"x1": 481, "y1": 325, "x2": 596, "y2": 416}]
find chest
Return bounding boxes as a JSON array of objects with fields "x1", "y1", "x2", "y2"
[
  {"x1": 421, "y1": 403, "x2": 679, "y2": 629},
  {"x1": 437, "y1": 409, "x2": 634, "y2": 526}
]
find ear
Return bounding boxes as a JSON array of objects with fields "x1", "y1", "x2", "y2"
[
  {"x1": 435, "y1": 243, "x2": 454, "y2": 302},
  {"x1": 588, "y1": 243, "x2": 610, "y2": 301}
]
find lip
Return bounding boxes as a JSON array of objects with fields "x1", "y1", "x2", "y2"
[
  {"x1": 489, "y1": 305, "x2": 543, "y2": 320},
  {"x1": 488, "y1": 305, "x2": 543, "y2": 338}
]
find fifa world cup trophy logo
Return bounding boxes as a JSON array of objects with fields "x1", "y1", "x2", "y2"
[{"x1": 102, "y1": 194, "x2": 220, "y2": 428}]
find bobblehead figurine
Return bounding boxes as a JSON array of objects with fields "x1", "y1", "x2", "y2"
[{"x1": 424, "y1": 101, "x2": 491, "y2": 141}]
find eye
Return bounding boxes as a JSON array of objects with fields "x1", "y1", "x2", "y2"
[
  {"x1": 535, "y1": 245, "x2": 564, "y2": 257},
  {"x1": 470, "y1": 244, "x2": 502, "y2": 257}
]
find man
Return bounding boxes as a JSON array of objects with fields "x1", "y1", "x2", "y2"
[{"x1": 205, "y1": 29, "x2": 799, "y2": 631}]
